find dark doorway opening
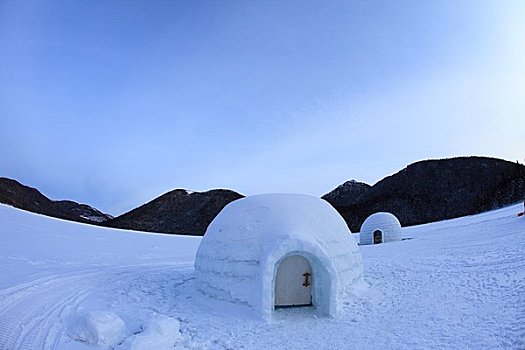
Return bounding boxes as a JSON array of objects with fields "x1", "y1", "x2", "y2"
[{"x1": 373, "y1": 230, "x2": 383, "y2": 244}]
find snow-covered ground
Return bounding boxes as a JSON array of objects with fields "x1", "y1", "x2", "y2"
[{"x1": 0, "y1": 203, "x2": 523, "y2": 349}]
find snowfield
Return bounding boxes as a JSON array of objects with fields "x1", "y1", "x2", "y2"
[{"x1": 0, "y1": 202, "x2": 524, "y2": 349}]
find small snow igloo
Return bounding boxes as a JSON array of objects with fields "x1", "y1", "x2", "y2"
[
  {"x1": 359, "y1": 212, "x2": 402, "y2": 245},
  {"x1": 194, "y1": 194, "x2": 364, "y2": 320}
]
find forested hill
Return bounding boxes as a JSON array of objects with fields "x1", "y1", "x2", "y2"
[{"x1": 322, "y1": 156, "x2": 525, "y2": 232}]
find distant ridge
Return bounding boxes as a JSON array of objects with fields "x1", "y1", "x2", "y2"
[
  {"x1": 104, "y1": 189, "x2": 244, "y2": 235},
  {"x1": 2, "y1": 156, "x2": 523, "y2": 235},
  {"x1": 322, "y1": 156, "x2": 525, "y2": 232},
  {"x1": 0, "y1": 177, "x2": 112, "y2": 224}
]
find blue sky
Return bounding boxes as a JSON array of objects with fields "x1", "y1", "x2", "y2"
[{"x1": 1, "y1": 1, "x2": 524, "y2": 215}]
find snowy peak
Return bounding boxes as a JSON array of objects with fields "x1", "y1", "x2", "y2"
[
  {"x1": 0, "y1": 177, "x2": 112, "y2": 224},
  {"x1": 52, "y1": 201, "x2": 114, "y2": 222}
]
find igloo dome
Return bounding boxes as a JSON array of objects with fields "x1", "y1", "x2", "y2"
[
  {"x1": 194, "y1": 194, "x2": 364, "y2": 320},
  {"x1": 359, "y1": 212, "x2": 402, "y2": 245}
]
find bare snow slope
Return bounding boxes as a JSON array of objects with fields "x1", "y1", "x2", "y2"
[{"x1": 0, "y1": 203, "x2": 524, "y2": 349}]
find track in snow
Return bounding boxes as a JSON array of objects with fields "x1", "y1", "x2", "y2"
[{"x1": 0, "y1": 264, "x2": 192, "y2": 350}]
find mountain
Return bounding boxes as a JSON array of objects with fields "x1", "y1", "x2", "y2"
[
  {"x1": 3, "y1": 156, "x2": 523, "y2": 236},
  {"x1": 322, "y1": 156, "x2": 525, "y2": 232},
  {"x1": 0, "y1": 177, "x2": 112, "y2": 224},
  {"x1": 0, "y1": 176, "x2": 243, "y2": 235},
  {"x1": 322, "y1": 180, "x2": 371, "y2": 207},
  {"x1": 105, "y1": 189, "x2": 244, "y2": 235}
]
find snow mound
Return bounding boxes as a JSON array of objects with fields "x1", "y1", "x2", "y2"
[
  {"x1": 359, "y1": 212, "x2": 402, "y2": 245},
  {"x1": 195, "y1": 193, "x2": 364, "y2": 320},
  {"x1": 128, "y1": 315, "x2": 183, "y2": 350},
  {"x1": 67, "y1": 310, "x2": 127, "y2": 348}
]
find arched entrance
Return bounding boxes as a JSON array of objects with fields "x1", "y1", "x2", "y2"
[
  {"x1": 274, "y1": 255, "x2": 313, "y2": 308},
  {"x1": 373, "y1": 230, "x2": 383, "y2": 244}
]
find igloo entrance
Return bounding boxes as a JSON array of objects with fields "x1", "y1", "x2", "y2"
[
  {"x1": 373, "y1": 230, "x2": 383, "y2": 244},
  {"x1": 274, "y1": 255, "x2": 313, "y2": 308}
]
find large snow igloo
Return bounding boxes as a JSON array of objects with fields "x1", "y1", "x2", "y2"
[
  {"x1": 359, "y1": 212, "x2": 402, "y2": 245},
  {"x1": 194, "y1": 193, "x2": 364, "y2": 320}
]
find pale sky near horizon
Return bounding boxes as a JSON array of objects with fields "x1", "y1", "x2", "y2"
[{"x1": 1, "y1": 1, "x2": 524, "y2": 215}]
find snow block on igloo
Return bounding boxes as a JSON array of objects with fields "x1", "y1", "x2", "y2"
[
  {"x1": 359, "y1": 212, "x2": 402, "y2": 245},
  {"x1": 194, "y1": 193, "x2": 364, "y2": 320}
]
